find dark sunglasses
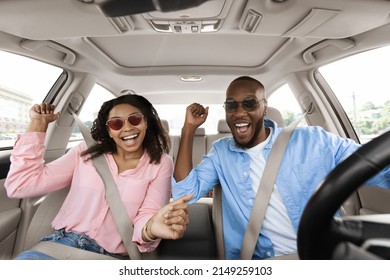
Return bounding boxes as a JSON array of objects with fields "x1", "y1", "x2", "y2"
[
  {"x1": 106, "y1": 112, "x2": 144, "y2": 130},
  {"x1": 223, "y1": 97, "x2": 266, "y2": 113}
]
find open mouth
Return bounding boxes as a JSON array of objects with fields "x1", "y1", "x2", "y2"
[
  {"x1": 121, "y1": 133, "x2": 139, "y2": 142},
  {"x1": 235, "y1": 122, "x2": 250, "y2": 135}
]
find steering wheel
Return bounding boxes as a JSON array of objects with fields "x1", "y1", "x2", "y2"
[{"x1": 297, "y1": 130, "x2": 390, "y2": 259}]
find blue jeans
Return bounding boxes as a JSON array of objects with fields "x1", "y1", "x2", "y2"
[{"x1": 15, "y1": 229, "x2": 127, "y2": 260}]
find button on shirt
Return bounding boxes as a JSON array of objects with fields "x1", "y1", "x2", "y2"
[
  {"x1": 172, "y1": 119, "x2": 390, "y2": 259},
  {"x1": 5, "y1": 132, "x2": 173, "y2": 254}
]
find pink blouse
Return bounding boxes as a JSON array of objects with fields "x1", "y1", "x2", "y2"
[{"x1": 5, "y1": 132, "x2": 173, "y2": 254}]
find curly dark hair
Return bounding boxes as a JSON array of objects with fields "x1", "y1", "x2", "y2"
[{"x1": 80, "y1": 94, "x2": 170, "y2": 164}]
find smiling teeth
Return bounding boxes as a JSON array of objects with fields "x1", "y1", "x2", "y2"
[
  {"x1": 122, "y1": 134, "x2": 137, "y2": 140},
  {"x1": 235, "y1": 123, "x2": 248, "y2": 127}
]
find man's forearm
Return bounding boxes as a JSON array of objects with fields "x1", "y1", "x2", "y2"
[{"x1": 173, "y1": 125, "x2": 197, "y2": 181}]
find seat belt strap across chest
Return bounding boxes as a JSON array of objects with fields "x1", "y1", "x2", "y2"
[
  {"x1": 70, "y1": 108, "x2": 141, "y2": 260},
  {"x1": 240, "y1": 118, "x2": 300, "y2": 259}
]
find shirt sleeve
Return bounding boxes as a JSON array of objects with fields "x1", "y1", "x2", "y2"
[
  {"x1": 314, "y1": 126, "x2": 390, "y2": 188},
  {"x1": 172, "y1": 144, "x2": 220, "y2": 202},
  {"x1": 366, "y1": 166, "x2": 390, "y2": 188},
  {"x1": 132, "y1": 154, "x2": 173, "y2": 252},
  {"x1": 4, "y1": 132, "x2": 82, "y2": 198}
]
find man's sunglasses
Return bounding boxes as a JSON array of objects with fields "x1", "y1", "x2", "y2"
[
  {"x1": 223, "y1": 97, "x2": 266, "y2": 113},
  {"x1": 106, "y1": 112, "x2": 144, "y2": 130}
]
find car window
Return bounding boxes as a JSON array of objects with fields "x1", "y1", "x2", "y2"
[
  {"x1": 155, "y1": 104, "x2": 225, "y2": 135},
  {"x1": 0, "y1": 50, "x2": 63, "y2": 149},
  {"x1": 319, "y1": 46, "x2": 390, "y2": 143},
  {"x1": 155, "y1": 84, "x2": 305, "y2": 135},
  {"x1": 67, "y1": 84, "x2": 115, "y2": 146},
  {"x1": 268, "y1": 84, "x2": 307, "y2": 127}
]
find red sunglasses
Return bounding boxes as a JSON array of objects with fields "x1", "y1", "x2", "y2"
[{"x1": 106, "y1": 112, "x2": 144, "y2": 130}]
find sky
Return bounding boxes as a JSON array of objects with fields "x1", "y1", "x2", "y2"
[{"x1": 319, "y1": 46, "x2": 390, "y2": 112}]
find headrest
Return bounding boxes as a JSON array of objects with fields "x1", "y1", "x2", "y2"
[
  {"x1": 161, "y1": 119, "x2": 169, "y2": 133},
  {"x1": 266, "y1": 107, "x2": 284, "y2": 128},
  {"x1": 195, "y1": 127, "x2": 206, "y2": 136},
  {"x1": 217, "y1": 119, "x2": 230, "y2": 133}
]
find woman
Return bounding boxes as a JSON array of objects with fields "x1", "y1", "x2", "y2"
[{"x1": 5, "y1": 94, "x2": 191, "y2": 259}]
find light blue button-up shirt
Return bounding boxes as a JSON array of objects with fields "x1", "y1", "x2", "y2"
[{"x1": 172, "y1": 119, "x2": 390, "y2": 259}]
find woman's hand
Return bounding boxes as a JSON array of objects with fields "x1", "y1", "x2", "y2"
[
  {"x1": 27, "y1": 103, "x2": 60, "y2": 132},
  {"x1": 143, "y1": 194, "x2": 193, "y2": 241}
]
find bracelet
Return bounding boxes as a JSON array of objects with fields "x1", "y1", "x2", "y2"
[{"x1": 143, "y1": 220, "x2": 157, "y2": 242}]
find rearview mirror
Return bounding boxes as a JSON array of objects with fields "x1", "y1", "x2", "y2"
[{"x1": 98, "y1": 0, "x2": 212, "y2": 16}]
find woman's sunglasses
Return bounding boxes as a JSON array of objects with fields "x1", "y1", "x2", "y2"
[
  {"x1": 106, "y1": 112, "x2": 144, "y2": 130},
  {"x1": 223, "y1": 97, "x2": 266, "y2": 113}
]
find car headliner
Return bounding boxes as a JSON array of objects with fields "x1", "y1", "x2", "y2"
[{"x1": 1, "y1": 0, "x2": 390, "y2": 105}]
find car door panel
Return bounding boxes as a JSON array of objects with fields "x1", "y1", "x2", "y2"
[{"x1": 358, "y1": 186, "x2": 390, "y2": 215}]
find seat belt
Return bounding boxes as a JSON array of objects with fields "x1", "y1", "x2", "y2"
[
  {"x1": 70, "y1": 108, "x2": 141, "y2": 260},
  {"x1": 32, "y1": 241, "x2": 118, "y2": 260},
  {"x1": 213, "y1": 114, "x2": 306, "y2": 260},
  {"x1": 212, "y1": 183, "x2": 225, "y2": 260},
  {"x1": 240, "y1": 118, "x2": 300, "y2": 260}
]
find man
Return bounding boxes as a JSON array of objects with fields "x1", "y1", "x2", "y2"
[{"x1": 172, "y1": 76, "x2": 390, "y2": 259}]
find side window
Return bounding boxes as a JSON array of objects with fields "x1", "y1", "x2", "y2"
[
  {"x1": 319, "y1": 46, "x2": 390, "y2": 143},
  {"x1": 68, "y1": 84, "x2": 115, "y2": 146},
  {"x1": 155, "y1": 104, "x2": 225, "y2": 135},
  {"x1": 0, "y1": 50, "x2": 63, "y2": 148},
  {"x1": 154, "y1": 104, "x2": 189, "y2": 136},
  {"x1": 156, "y1": 85, "x2": 304, "y2": 135},
  {"x1": 267, "y1": 84, "x2": 307, "y2": 127}
]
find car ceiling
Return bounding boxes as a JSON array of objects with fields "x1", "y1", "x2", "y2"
[{"x1": 1, "y1": 0, "x2": 390, "y2": 104}]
